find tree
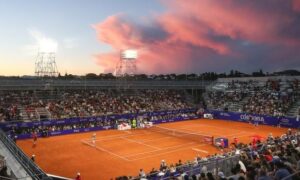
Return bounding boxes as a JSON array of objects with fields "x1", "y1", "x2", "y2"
[
  {"x1": 177, "y1": 74, "x2": 187, "y2": 80},
  {"x1": 252, "y1": 69, "x2": 265, "y2": 77},
  {"x1": 135, "y1": 74, "x2": 148, "y2": 80},
  {"x1": 86, "y1": 73, "x2": 98, "y2": 79},
  {"x1": 229, "y1": 70, "x2": 234, "y2": 77},
  {"x1": 187, "y1": 73, "x2": 197, "y2": 80}
]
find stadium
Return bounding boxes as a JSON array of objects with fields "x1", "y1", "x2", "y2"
[
  {"x1": 1, "y1": 1, "x2": 300, "y2": 180},
  {"x1": 0, "y1": 74, "x2": 299, "y2": 180}
]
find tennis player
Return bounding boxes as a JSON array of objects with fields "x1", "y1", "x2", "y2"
[{"x1": 32, "y1": 131, "x2": 37, "y2": 147}]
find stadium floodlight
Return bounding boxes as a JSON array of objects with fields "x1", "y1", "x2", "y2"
[
  {"x1": 35, "y1": 52, "x2": 59, "y2": 77},
  {"x1": 39, "y1": 38, "x2": 57, "y2": 53},
  {"x1": 33, "y1": 33, "x2": 59, "y2": 77},
  {"x1": 115, "y1": 49, "x2": 138, "y2": 77},
  {"x1": 121, "y1": 49, "x2": 138, "y2": 59}
]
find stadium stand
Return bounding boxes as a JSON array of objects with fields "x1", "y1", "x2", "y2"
[
  {"x1": 0, "y1": 76, "x2": 300, "y2": 179},
  {"x1": 205, "y1": 78, "x2": 299, "y2": 117},
  {"x1": 0, "y1": 90, "x2": 192, "y2": 122}
]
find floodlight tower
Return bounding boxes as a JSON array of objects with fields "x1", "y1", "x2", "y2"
[
  {"x1": 35, "y1": 52, "x2": 59, "y2": 77},
  {"x1": 115, "y1": 49, "x2": 138, "y2": 90},
  {"x1": 115, "y1": 50, "x2": 138, "y2": 77}
]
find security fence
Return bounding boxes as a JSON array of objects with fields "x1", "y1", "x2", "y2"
[{"x1": 0, "y1": 130, "x2": 50, "y2": 180}]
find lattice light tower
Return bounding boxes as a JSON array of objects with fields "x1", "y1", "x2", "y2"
[
  {"x1": 115, "y1": 50, "x2": 137, "y2": 77},
  {"x1": 35, "y1": 52, "x2": 59, "y2": 77}
]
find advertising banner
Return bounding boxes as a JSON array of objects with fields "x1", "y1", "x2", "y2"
[{"x1": 209, "y1": 110, "x2": 299, "y2": 128}]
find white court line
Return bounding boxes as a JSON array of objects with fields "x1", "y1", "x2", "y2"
[
  {"x1": 81, "y1": 140, "x2": 130, "y2": 161},
  {"x1": 173, "y1": 126, "x2": 225, "y2": 137},
  {"x1": 177, "y1": 124, "x2": 247, "y2": 138},
  {"x1": 129, "y1": 143, "x2": 206, "y2": 161},
  {"x1": 121, "y1": 137, "x2": 161, "y2": 150},
  {"x1": 176, "y1": 127, "x2": 215, "y2": 135},
  {"x1": 140, "y1": 136, "x2": 172, "y2": 143},
  {"x1": 180, "y1": 124, "x2": 230, "y2": 132},
  {"x1": 81, "y1": 131, "x2": 149, "y2": 142},
  {"x1": 192, "y1": 148, "x2": 208, "y2": 154},
  {"x1": 184, "y1": 124, "x2": 246, "y2": 133},
  {"x1": 86, "y1": 133, "x2": 172, "y2": 144},
  {"x1": 226, "y1": 131, "x2": 248, "y2": 138},
  {"x1": 94, "y1": 129, "x2": 163, "y2": 141},
  {"x1": 124, "y1": 142, "x2": 195, "y2": 158}
]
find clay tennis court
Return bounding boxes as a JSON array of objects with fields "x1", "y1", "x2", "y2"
[{"x1": 17, "y1": 119, "x2": 288, "y2": 180}]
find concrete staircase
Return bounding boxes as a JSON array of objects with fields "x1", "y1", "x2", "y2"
[
  {"x1": 184, "y1": 90, "x2": 196, "y2": 104},
  {"x1": 227, "y1": 102, "x2": 241, "y2": 112},
  {"x1": 18, "y1": 106, "x2": 31, "y2": 122},
  {"x1": 34, "y1": 90, "x2": 61, "y2": 101},
  {"x1": 286, "y1": 99, "x2": 300, "y2": 117},
  {"x1": 202, "y1": 91, "x2": 215, "y2": 110},
  {"x1": 35, "y1": 107, "x2": 51, "y2": 120}
]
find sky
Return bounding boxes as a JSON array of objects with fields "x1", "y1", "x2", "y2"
[{"x1": 0, "y1": 0, "x2": 299, "y2": 76}]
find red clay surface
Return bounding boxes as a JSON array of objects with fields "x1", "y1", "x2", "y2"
[{"x1": 17, "y1": 119, "x2": 288, "y2": 180}]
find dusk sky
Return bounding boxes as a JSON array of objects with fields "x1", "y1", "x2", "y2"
[{"x1": 0, "y1": 0, "x2": 299, "y2": 76}]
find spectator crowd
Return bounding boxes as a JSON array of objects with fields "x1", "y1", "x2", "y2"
[
  {"x1": 207, "y1": 79, "x2": 299, "y2": 117},
  {"x1": 1, "y1": 79, "x2": 299, "y2": 123},
  {"x1": 0, "y1": 90, "x2": 192, "y2": 122}
]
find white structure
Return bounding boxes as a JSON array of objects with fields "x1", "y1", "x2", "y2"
[
  {"x1": 35, "y1": 52, "x2": 59, "y2": 77},
  {"x1": 115, "y1": 49, "x2": 137, "y2": 77}
]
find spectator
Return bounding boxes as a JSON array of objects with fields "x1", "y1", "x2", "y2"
[
  {"x1": 274, "y1": 161, "x2": 292, "y2": 180},
  {"x1": 257, "y1": 168, "x2": 272, "y2": 180},
  {"x1": 75, "y1": 172, "x2": 81, "y2": 180},
  {"x1": 139, "y1": 169, "x2": 146, "y2": 178},
  {"x1": 31, "y1": 154, "x2": 35, "y2": 162},
  {"x1": 217, "y1": 172, "x2": 226, "y2": 180},
  {"x1": 160, "y1": 160, "x2": 167, "y2": 171}
]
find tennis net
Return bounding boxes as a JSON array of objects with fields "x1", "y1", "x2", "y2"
[{"x1": 148, "y1": 125, "x2": 214, "y2": 145}]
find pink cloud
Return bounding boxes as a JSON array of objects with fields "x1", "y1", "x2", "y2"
[
  {"x1": 92, "y1": 15, "x2": 143, "y2": 50},
  {"x1": 93, "y1": 0, "x2": 300, "y2": 74},
  {"x1": 158, "y1": 13, "x2": 231, "y2": 54},
  {"x1": 166, "y1": 0, "x2": 300, "y2": 45},
  {"x1": 293, "y1": 0, "x2": 300, "y2": 12}
]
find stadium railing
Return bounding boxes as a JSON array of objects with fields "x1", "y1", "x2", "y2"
[
  {"x1": 282, "y1": 171, "x2": 300, "y2": 180},
  {"x1": 0, "y1": 79, "x2": 213, "y2": 90},
  {"x1": 132, "y1": 155, "x2": 240, "y2": 179},
  {"x1": 0, "y1": 130, "x2": 50, "y2": 180}
]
